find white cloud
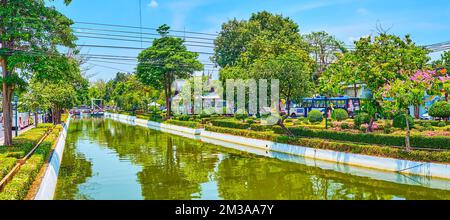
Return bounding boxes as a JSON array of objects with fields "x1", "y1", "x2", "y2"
[{"x1": 149, "y1": 0, "x2": 158, "y2": 8}]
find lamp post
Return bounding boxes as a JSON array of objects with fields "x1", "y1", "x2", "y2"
[{"x1": 13, "y1": 95, "x2": 18, "y2": 137}]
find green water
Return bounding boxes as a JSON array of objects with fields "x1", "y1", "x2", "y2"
[{"x1": 54, "y1": 118, "x2": 450, "y2": 200}]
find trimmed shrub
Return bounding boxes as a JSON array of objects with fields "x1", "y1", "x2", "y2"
[
  {"x1": 164, "y1": 119, "x2": 199, "y2": 128},
  {"x1": 308, "y1": 110, "x2": 323, "y2": 123},
  {"x1": 393, "y1": 114, "x2": 414, "y2": 129},
  {"x1": 272, "y1": 126, "x2": 450, "y2": 150},
  {"x1": 211, "y1": 119, "x2": 250, "y2": 129},
  {"x1": 429, "y1": 101, "x2": 450, "y2": 120},
  {"x1": 332, "y1": 109, "x2": 349, "y2": 121},
  {"x1": 234, "y1": 109, "x2": 248, "y2": 121},
  {"x1": 245, "y1": 118, "x2": 256, "y2": 125},
  {"x1": 205, "y1": 125, "x2": 450, "y2": 163},
  {"x1": 354, "y1": 113, "x2": 370, "y2": 128},
  {"x1": 205, "y1": 126, "x2": 278, "y2": 141},
  {"x1": 250, "y1": 124, "x2": 273, "y2": 132},
  {"x1": 437, "y1": 121, "x2": 447, "y2": 127}
]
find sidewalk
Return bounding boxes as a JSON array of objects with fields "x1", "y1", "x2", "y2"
[{"x1": 0, "y1": 125, "x2": 35, "y2": 145}]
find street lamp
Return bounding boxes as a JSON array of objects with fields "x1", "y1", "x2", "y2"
[{"x1": 13, "y1": 95, "x2": 18, "y2": 137}]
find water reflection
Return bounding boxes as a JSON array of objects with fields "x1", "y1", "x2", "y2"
[{"x1": 54, "y1": 118, "x2": 450, "y2": 200}]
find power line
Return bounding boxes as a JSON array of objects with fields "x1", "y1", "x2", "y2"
[
  {"x1": 75, "y1": 34, "x2": 216, "y2": 48},
  {"x1": 75, "y1": 21, "x2": 218, "y2": 37},
  {"x1": 73, "y1": 31, "x2": 215, "y2": 46},
  {"x1": 76, "y1": 44, "x2": 216, "y2": 55}
]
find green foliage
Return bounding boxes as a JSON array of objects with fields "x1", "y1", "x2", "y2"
[
  {"x1": 354, "y1": 113, "x2": 370, "y2": 128},
  {"x1": 393, "y1": 114, "x2": 414, "y2": 129},
  {"x1": 213, "y1": 11, "x2": 307, "y2": 68},
  {"x1": 164, "y1": 119, "x2": 199, "y2": 129},
  {"x1": 250, "y1": 124, "x2": 273, "y2": 132},
  {"x1": 211, "y1": 119, "x2": 250, "y2": 129},
  {"x1": 307, "y1": 110, "x2": 323, "y2": 123},
  {"x1": 206, "y1": 125, "x2": 450, "y2": 163},
  {"x1": 0, "y1": 125, "x2": 62, "y2": 200},
  {"x1": 234, "y1": 109, "x2": 248, "y2": 121},
  {"x1": 332, "y1": 109, "x2": 348, "y2": 121},
  {"x1": 429, "y1": 101, "x2": 450, "y2": 119},
  {"x1": 437, "y1": 121, "x2": 447, "y2": 127},
  {"x1": 136, "y1": 25, "x2": 203, "y2": 116},
  {"x1": 205, "y1": 126, "x2": 279, "y2": 141},
  {"x1": 272, "y1": 126, "x2": 450, "y2": 150},
  {"x1": 0, "y1": 157, "x2": 17, "y2": 180}
]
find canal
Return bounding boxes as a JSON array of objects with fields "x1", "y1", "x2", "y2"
[{"x1": 54, "y1": 118, "x2": 450, "y2": 200}]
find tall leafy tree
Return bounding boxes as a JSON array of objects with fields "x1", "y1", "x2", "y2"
[
  {"x1": 136, "y1": 25, "x2": 203, "y2": 117},
  {"x1": 320, "y1": 34, "x2": 430, "y2": 131},
  {"x1": 214, "y1": 11, "x2": 307, "y2": 69},
  {"x1": 251, "y1": 51, "x2": 314, "y2": 116},
  {"x1": 304, "y1": 31, "x2": 347, "y2": 81},
  {"x1": 0, "y1": 0, "x2": 76, "y2": 145}
]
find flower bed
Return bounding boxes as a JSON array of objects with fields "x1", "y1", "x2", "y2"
[{"x1": 163, "y1": 119, "x2": 200, "y2": 129}]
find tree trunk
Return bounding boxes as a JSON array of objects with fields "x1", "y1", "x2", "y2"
[
  {"x1": 405, "y1": 112, "x2": 411, "y2": 151},
  {"x1": 446, "y1": 92, "x2": 449, "y2": 102},
  {"x1": 2, "y1": 85, "x2": 13, "y2": 146},
  {"x1": 164, "y1": 82, "x2": 172, "y2": 118},
  {"x1": 414, "y1": 105, "x2": 420, "y2": 119},
  {"x1": 353, "y1": 84, "x2": 358, "y2": 97},
  {"x1": 1, "y1": 61, "x2": 13, "y2": 146},
  {"x1": 286, "y1": 98, "x2": 291, "y2": 116},
  {"x1": 367, "y1": 117, "x2": 374, "y2": 133},
  {"x1": 34, "y1": 111, "x2": 39, "y2": 127}
]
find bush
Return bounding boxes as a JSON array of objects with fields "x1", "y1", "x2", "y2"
[
  {"x1": 206, "y1": 125, "x2": 450, "y2": 163},
  {"x1": 332, "y1": 109, "x2": 349, "y2": 121},
  {"x1": 234, "y1": 109, "x2": 248, "y2": 121},
  {"x1": 340, "y1": 123, "x2": 350, "y2": 130},
  {"x1": 272, "y1": 126, "x2": 450, "y2": 150},
  {"x1": 437, "y1": 121, "x2": 447, "y2": 127},
  {"x1": 205, "y1": 126, "x2": 278, "y2": 141},
  {"x1": 164, "y1": 119, "x2": 199, "y2": 128},
  {"x1": 393, "y1": 114, "x2": 414, "y2": 129},
  {"x1": 211, "y1": 119, "x2": 250, "y2": 129},
  {"x1": 245, "y1": 118, "x2": 256, "y2": 125},
  {"x1": 250, "y1": 124, "x2": 273, "y2": 132},
  {"x1": 0, "y1": 126, "x2": 60, "y2": 200},
  {"x1": 354, "y1": 113, "x2": 370, "y2": 128},
  {"x1": 429, "y1": 101, "x2": 450, "y2": 119},
  {"x1": 308, "y1": 110, "x2": 323, "y2": 123}
]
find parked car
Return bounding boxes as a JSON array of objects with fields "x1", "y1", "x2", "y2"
[{"x1": 420, "y1": 113, "x2": 433, "y2": 120}]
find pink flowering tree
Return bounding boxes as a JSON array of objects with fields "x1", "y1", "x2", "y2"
[{"x1": 379, "y1": 69, "x2": 449, "y2": 150}]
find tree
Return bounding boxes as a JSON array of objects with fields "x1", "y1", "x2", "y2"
[
  {"x1": 251, "y1": 52, "x2": 314, "y2": 116},
  {"x1": 304, "y1": 31, "x2": 347, "y2": 81},
  {"x1": 214, "y1": 11, "x2": 307, "y2": 69},
  {"x1": 431, "y1": 51, "x2": 450, "y2": 101},
  {"x1": 136, "y1": 25, "x2": 203, "y2": 117},
  {"x1": 0, "y1": 0, "x2": 76, "y2": 145},
  {"x1": 320, "y1": 34, "x2": 430, "y2": 131},
  {"x1": 379, "y1": 70, "x2": 444, "y2": 150}
]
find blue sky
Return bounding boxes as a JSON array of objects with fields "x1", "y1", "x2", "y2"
[{"x1": 50, "y1": 0, "x2": 450, "y2": 82}]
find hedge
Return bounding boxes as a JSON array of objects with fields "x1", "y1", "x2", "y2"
[
  {"x1": 250, "y1": 124, "x2": 273, "y2": 132},
  {"x1": 204, "y1": 126, "x2": 279, "y2": 141},
  {"x1": 205, "y1": 125, "x2": 450, "y2": 163},
  {"x1": 210, "y1": 119, "x2": 250, "y2": 129},
  {"x1": 164, "y1": 119, "x2": 200, "y2": 128},
  {"x1": 273, "y1": 126, "x2": 450, "y2": 150},
  {"x1": 0, "y1": 157, "x2": 17, "y2": 181},
  {"x1": 0, "y1": 125, "x2": 61, "y2": 200},
  {"x1": 277, "y1": 137, "x2": 450, "y2": 163}
]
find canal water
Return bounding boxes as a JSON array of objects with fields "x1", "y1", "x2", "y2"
[{"x1": 54, "y1": 118, "x2": 450, "y2": 200}]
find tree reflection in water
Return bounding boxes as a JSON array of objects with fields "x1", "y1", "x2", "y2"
[{"x1": 54, "y1": 118, "x2": 450, "y2": 200}]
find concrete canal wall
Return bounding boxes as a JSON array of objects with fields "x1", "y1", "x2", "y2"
[
  {"x1": 34, "y1": 117, "x2": 71, "y2": 200},
  {"x1": 105, "y1": 113, "x2": 450, "y2": 189}
]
